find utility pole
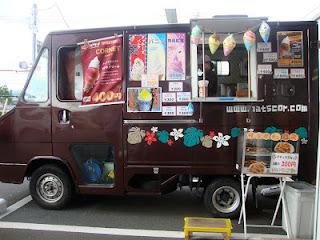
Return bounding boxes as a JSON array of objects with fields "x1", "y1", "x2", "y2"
[{"x1": 31, "y1": 3, "x2": 37, "y2": 63}]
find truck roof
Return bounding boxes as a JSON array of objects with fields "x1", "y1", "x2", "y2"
[{"x1": 48, "y1": 23, "x2": 190, "y2": 36}]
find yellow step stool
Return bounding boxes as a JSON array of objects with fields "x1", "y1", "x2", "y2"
[{"x1": 184, "y1": 217, "x2": 232, "y2": 240}]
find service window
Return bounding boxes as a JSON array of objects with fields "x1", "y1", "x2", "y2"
[
  {"x1": 190, "y1": 18, "x2": 261, "y2": 101},
  {"x1": 57, "y1": 47, "x2": 83, "y2": 101},
  {"x1": 24, "y1": 48, "x2": 49, "y2": 102}
]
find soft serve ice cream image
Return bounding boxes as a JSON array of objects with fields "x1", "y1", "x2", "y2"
[
  {"x1": 84, "y1": 56, "x2": 100, "y2": 93},
  {"x1": 279, "y1": 36, "x2": 291, "y2": 58},
  {"x1": 137, "y1": 89, "x2": 152, "y2": 111},
  {"x1": 130, "y1": 58, "x2": 145, "y2": 80}
]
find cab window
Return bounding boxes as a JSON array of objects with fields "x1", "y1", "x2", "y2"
[
  {"x1": 57, "y1": 47, "x2": 83, "y2": 101},
  {"x1": 24, "y1": 49, "x2": 49, "y2": 102}
]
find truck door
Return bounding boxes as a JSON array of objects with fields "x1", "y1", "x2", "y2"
[
  {"x1": 11, "y1": 47, "x2": 52, "y2": 182},
  {"x1": 51, "y1": 32, "x2": 124, "y2": 195}
]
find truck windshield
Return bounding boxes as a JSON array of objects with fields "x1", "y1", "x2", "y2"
[{"x1": 24, "y1": 48, "x2": 49, "y2": 102}]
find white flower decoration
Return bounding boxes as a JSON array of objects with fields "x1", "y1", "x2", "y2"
[
  {"x1": 212, "y1": 132, "x2": 231, "y2": 148},
  {"x1": 301, "y1": 138, "x2": 308, "y2": 144},
  {"x1": 151, "y1": 126, "x2": 158, "y2": 133},
  {"x1": 244, "y1": 128, "x2": 254, "y2": 132},
  {"x1": 170, "y1": 128, "x2": 184, "y2": 141}
]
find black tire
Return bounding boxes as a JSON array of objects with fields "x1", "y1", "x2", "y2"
[
  {"x1": 30, "y1": 165, "x2": 73, "y2": 209},
  {"x1": 204, "y1": 178, "x2": 241, "y2": 218}
]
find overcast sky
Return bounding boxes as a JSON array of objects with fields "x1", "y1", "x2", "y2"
[{"x1": 0, "y1": 0, "x2": 319, "y2": 90}]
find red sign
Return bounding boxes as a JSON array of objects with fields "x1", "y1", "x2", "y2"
[{"x1": 79, "y1": 36, "x2": 123, "y2": 106}]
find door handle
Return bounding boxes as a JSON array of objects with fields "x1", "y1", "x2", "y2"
[{"x1": 58, "y1": 109, "x2": 70, "y2": 124}]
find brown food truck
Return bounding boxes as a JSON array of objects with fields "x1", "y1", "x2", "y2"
[{"x1": 0, "y1": 16, "x2": 318, "y2": 218}]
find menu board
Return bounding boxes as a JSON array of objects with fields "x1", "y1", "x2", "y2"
[
  {"x1": 277, "y1": 31, "x2": 304, "y2": 67},
  {"x1": 239, "y1": 131, "x2": 300, "y2": 175}
]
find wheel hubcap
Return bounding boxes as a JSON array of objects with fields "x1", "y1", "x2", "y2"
[
  {"x1": 212, "y1": 186, "x2": 240, "y2": 213},
  {"x1": 36, "y1": 173, "x2": 64, "y2": 203}
]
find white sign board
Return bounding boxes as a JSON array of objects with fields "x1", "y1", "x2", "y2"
[{"x1": 270, "y1": 153, "x2": 299, "y2": 175}]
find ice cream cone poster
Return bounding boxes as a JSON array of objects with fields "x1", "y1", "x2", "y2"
[
  {"x1": 277, "y1": 31, "x2": 304, "y2": 67},
  {"x1": 79, "y1": 36, "x2": 123, "y2": 106},
  {"x1": 127, "y1": 87, "x2": 162, "y2": 112},
  {"x1": 147, "y1": 33, "x2": 166, "y2": 81},
  {"x1": 166, "y1": 33, "x2": 186, "y2": 80},
  {"x1": 129, "y1": 34, "x2": 147, "y2": 81}
]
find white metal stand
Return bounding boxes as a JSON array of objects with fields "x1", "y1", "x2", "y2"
[{"x1": 238, "y1": 173, "x2": 292, "y2": 239}]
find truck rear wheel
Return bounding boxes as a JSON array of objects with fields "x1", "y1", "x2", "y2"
[
  {"x1": 204, "y1": 178, "x2": 241, "y2": 218},
  {"x1": 30, "y1": 165, "x2": 72, "y2": 209}
]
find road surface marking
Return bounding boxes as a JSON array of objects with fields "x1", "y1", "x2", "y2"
[
  {"x1": 0, "y1": 221, "x2": 288, "y2": 239},
  {"x1": 0, "y1": 195, "x2": 32, "y2": 220}
]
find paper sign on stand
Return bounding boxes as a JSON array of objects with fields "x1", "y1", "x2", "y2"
[{"x1": 270, "y1": 153, "x2": 299, "y2": 174}]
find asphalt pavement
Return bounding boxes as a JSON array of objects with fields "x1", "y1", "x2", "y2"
[
  {"x1": 0, "y1": 178, "x2": 29, "y2": 206},
  {"x1": 0, "y1": 185, "x2": 288, "y2": 240}
]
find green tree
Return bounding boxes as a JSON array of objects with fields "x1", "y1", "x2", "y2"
[{"x1": 0, "y1": 85, "x2": 13, "y2": 105}]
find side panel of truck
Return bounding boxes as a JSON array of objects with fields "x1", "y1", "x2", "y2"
[{"x1": 51, "y1": 31, "x2": 125, "y2": 194}]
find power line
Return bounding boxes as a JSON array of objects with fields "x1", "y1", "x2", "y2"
[{"x1": 53, "y1": 2, "x2": 70, "y2": 29}]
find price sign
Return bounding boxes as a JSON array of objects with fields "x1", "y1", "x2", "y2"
[
  {"x1": 274, "y1": 68, "x2": 289, "y2": 79},
  {"x1": 290, "y1": 68, "x2": 305, "y2": 79},
  {"x1": 257, "y1": 42, "x2": 272, "y2": 52},
  {"x1": 263, "y1": 52, "x2": 278, "y2": 63},
  {"x1": 169, "y1": 82, "x2": 183, "y2": 92},
  {"x1": 177, "y1": 92, "x2": 191, "y2": 102},
  {"x1": 177, "y1": 106, "x2": 193, "y2": 116},
  {"x1": 270, "y1": 153, "x2": 299, "y2": 174},
  {"x1": 162, "y1": 106, "x2": 176, "y2": 116},
  {"x1": 257, "y1": 64, "x2": 272, "y2": 75},
  {"x1": 141, "y1": 74, "x2": 159, "y2": 88},
  {"x1": 162, "y1": 92, "x2": 176, "y2": 103}
]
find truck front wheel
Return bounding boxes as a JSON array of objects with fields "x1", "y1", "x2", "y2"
[
  {"x1": 30, "y1": 165, "x2": 72, "y2": 209},
  {"x1": 204, "y1": 178, "x2": 241, "y2": 218}
]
